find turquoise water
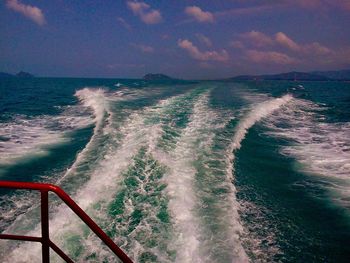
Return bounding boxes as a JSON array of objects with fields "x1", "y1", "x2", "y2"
[{"x1": 0, "y1": 78, "x2": 349, "y2": 262}]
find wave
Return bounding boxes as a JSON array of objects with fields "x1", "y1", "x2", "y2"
[
  {"x1": 156, "y1": 94, "x2": 210, "y2": 262},
  {"x1": 263, "y1": 98, "x2": 350, "y2": 208},
  {"x1": 152, "y1": 92, "x2": 250, "y2": 262},
  {"x1": 0, "y1": 110, "x2": 94, "y2": 169},
  {"x1": 0, "y1": 117, "x2": 67, "y2": 167},
  {"x1": 1, "y1": 90, "x2": 191, "y2": 262},
  {"x1": 0, "y1": 89, "x2": 110, "y2": 168},
  {"x1": 229, "y1": 94, "x2": 293, "y2": 153},
  {"x1": 0, "y1": 89, "x2": 107, "y2": 233},
  {"x1": 1, "y1": 89, "x2": 295, "y2": 262},
  {"x1": 57, "y1": 88, "x2": 112, "y2": 184},
  {"x1": 226, "y1": 94, "x2": 293, "y2": 261}
]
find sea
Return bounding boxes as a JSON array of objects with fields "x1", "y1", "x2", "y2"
[{"x1": 0, "y1": 78, "x2": 349, "y2": 262}]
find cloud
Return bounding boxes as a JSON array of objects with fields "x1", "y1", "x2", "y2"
[
  {"x1": 275, "y1": 32, "x2": 333, "y2": 55},
  {"x1": 107, "y1": 63, "x2": 145, "y2": 69},
  {"x1": 185, "y1": 6, "x2": 214, "y2": 23},
  {"x1": 230, "y1": 40, "x2": 245, "y2": 49},
  {"x1": 232, "y1": 30, "x2": 337, "y2": 66},
  {"x1": 195, "y1": 33, "x2": 212, "y2": 47},
  {"x1": 6, "y1": 0, "x2": 46, "y2": 25},
  {"x1": 117, "y1": 17, "x2": 132, "y2": 30},
  {"x1": 246, "y1": 50, "x2": 298, "y2": 64},
  {"x1": 199, "y1": 62, "x2": 214, "y2": 69},
  {"x1": 293, "y1": 0, "x2": 350, "y2": 11},
  {"x1": 214, "y1": 0, "x2": 350, "y2": 21},
  {"x1": 178, "y1": 39, "x2": 229, "y2": 62},
  {"x1": 275, "y1": 32, "x2": 300, "y2": 51},
  {"x1": 305, "y1": 42, "x2": 333, "y2": 55},
  {"x1": 215, "y1": 4, "x2": 280, "y2": 18},
  {"x1": 334, "y1": 0, "x2": 350, "y2": 11},
  {"x1": 130, "y1": 43, "x2": 154, "y2": 53},
  {"x1": 235, "y1": 30, "x2": 332, "y2": 55},
  {"x1": 240, "y1": 31, "x2": 274, "y2": 47},
  {"x1": 127, "y1": 1, "x2": 162, "y2": 24}
]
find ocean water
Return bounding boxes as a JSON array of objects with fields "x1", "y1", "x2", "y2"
[{"x1": 0, "y1": 78, "x2": 349, "y2": 262}]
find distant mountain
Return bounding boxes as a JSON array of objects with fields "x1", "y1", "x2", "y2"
[
  {"x1": 0, "y1": 72, "x2": 14, "y2": 78},
  {"x1": 229, "y1": 71, "x2": 329, "y2": 81},
  {"x1": 228, "y1": 69, "x2": 350, "y2": 81},
  {"x1": 311, "y1": 70, "x2": 350, "y2": 80},
  {"x1": 0, "y1": 71, "x2": 34, "y2": 78},
  {"x1": 143, "y1": 73, "x2": 174, "y2": 81},
  {"x1": 16, "y1": 71, "x2": 34, "y2": 78}
]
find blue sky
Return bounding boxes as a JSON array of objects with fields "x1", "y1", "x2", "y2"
[{"x1": 1, "y1": 0, "x2": 350, "y2": 79}]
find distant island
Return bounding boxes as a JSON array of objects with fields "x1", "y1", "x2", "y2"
[
  {"x1": 143, "y1": 73, "x2": 175, "y2": 81},
  {"x1": 1, "y1": 70, "x2": 349, "y2": 81},
  {"x1": 0, "y1": 71, "x2": 34, "y2": 78},
  {"x1": 227, "y1": 70, "x2": 350, "y2": 81},
  {"x1": 142, "y1": 73, "x2": 195, "y2": 84}
]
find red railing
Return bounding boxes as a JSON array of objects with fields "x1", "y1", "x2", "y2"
[{"x1": 0, "y1": 181, "x2": 133, "y2": 263}]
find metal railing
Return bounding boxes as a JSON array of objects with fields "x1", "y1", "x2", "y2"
[{"x1": 0, "y1": 181, "x2": 133, "y2": 263}]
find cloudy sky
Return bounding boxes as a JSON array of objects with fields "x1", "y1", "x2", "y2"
[{"x1": 1, "y1": 0, "x2": 350, "y2": 79}]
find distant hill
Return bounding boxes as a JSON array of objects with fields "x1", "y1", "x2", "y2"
[
  {"x1": 0, "y1": 71, "x2": 34, "y2": 78},
  {"x1": 143, "y1": 73, "x2": 174, "y2": 81},
  {"x1": 16, "y1": 71, "x2": 34, "y2": 78},
  {"x1": 227, "y1": 69, "x2": 350, "y2": 81},
  {"x1": 0, "y1": 72, "x2": 14, "y2": 78},
  {"x1": 229, "y1": 71, "x2": 330, "y2": 81},
  {"x1": 311, "y1": 70, "x2": 350, "y2": 80},
  {"x1": 142, "y1": 73, "x2": 195, "y2": 84}
]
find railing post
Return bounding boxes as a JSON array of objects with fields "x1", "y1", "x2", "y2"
[
  {"x1": 41, "y1": 190, "x2": 50, "y2": 263},
  {"x1": 0, "y1": 181, "x2": 133, "y2": 263}
]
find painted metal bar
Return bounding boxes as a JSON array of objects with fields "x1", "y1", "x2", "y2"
[
  {"x1": 0, "y1": 181, "x2": 133, "y2": 263},
  {"x1": 0, "y1": 234, "x2": 42, "y2": 242},
  {"x1": 41, "y1": 190, "x2": 50, "y2": 263},
  {"x1": 49, "y1": 240, "x2": 74, "y2": 263}
]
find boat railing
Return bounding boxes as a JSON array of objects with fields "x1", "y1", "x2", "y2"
[{"x1": 0, "y1": 180, "x2": 133, "y2": 263}]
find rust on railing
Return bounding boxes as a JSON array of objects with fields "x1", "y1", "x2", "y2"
[{"x1": 0, "y1": 181, "x2": 133, "y2": 263}]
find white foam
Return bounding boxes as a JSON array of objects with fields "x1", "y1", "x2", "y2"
[
  {"x1": 1, "y1": 92, "x2": 184, "y2": 262},
  {"x1": 158, "y1": 96, "x2": 207, "y2": 262},
  {"x1": 57, "y1": 88, "x2": 114, "y2": 183},
  {"x1": 0, "y1": 88, "x2": 111, "y2": 167},
  {"x1": 229, "y1": 94, "x2": 293, "y2": 153},
  {"x1": 152, "y1": 93, "x2": 250, "y2": 262},
  {"x1": 223, "y1": 94, "x2": 293, "y2": 262},
  {"x1": 75, "y1": 88, "x2": 110, "y2": 129},
  {"x1": 1, "y1": 90, "x2": 292, "y2": 262},
  {"x1": 0, "y1": 116, "x2": 69, "y2": 166},
  {"x1": 263, "y1": 98, "x2": 350, "y2": 206}
]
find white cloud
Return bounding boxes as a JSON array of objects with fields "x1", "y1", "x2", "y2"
[
  {"x1": 236, "y1": 30, "x2": 332, "y2": 56},
  {"x1": 127, "y1": 1, "x2": 162, "y2": 24},
  {"x1": 131, "y1": 43, "x2": 154, "y2": 53},
  {"x1": 195, "y1": 33, "x2": 212, "y2": 47},
  {"x1": 293, "y1": 0, "x2": 350, "y2": 11},
  {"x1": 240, "y1": 31, "x2": 274, "y2": 47},
  {"x1": 305, "y1": 42, "x2": 333, "y2": 55},
  {"x1": 6, "y1": 0, "x2": 46, "y2": 25},
  {"x1": 117, "y1": 17, "x2": 132, "y2": 30},
  {"x1": 246, "y1": 50, "x2": 298, "y2": 64},
  {"x1": 185, "y1": 6, "x2": 214, "y2": 23},
  {"x1": 178, "y1": 39, "x2": 229, "y2": 62},
  {"x1": 234, "y1": 31, "x2": 337, "y2": 66},
  {"x1": 275, "y1": 32, "x2": 333, "y2": 55},
  {"x1": 275, "y1": 32, "x2": 300, "y2": 51},
  {"x1": 230, "y1": 40, "x2": 245, "y2": 49}
]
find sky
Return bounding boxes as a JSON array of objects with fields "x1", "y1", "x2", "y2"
[{"x1": 1, "y1": 0, "x2": 350, "y2": 79}]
